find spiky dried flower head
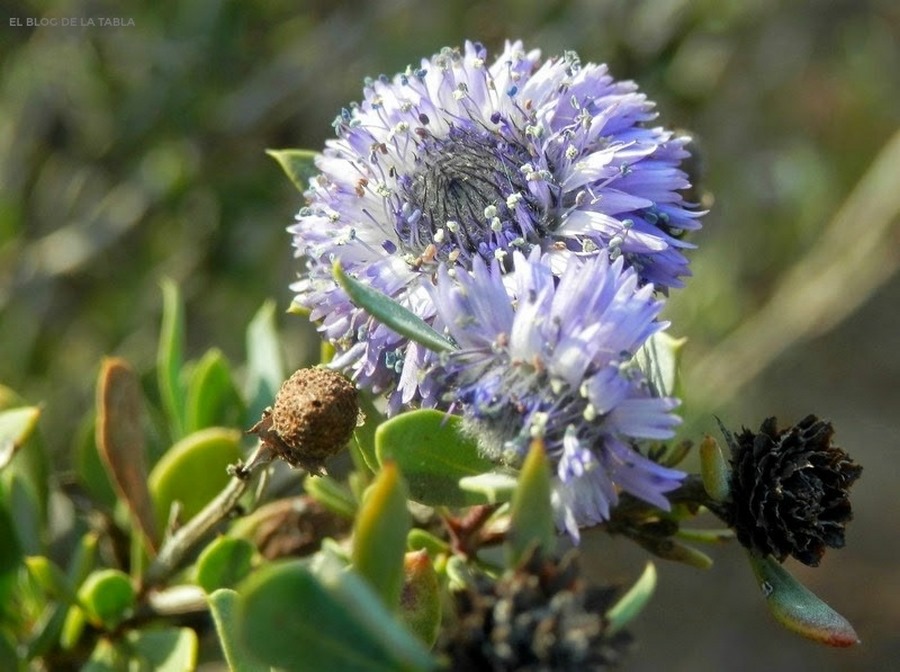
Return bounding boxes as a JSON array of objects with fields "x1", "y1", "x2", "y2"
[
  {"x1": 248, "y1": 367, "x2": 361, "y2": 475},
  {"x1": 722, "y1": 415, "x2": 862, "y2": 567},
  {"x1": 439, "y1": 549, "x2": 632, "y2": 671}
]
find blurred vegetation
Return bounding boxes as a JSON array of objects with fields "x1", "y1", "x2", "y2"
[{"x1": 1, "y1": 0, "x2": 898, "y2": 669}]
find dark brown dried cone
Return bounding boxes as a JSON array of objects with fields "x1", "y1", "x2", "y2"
[
  {"x1": 248, "y1": 367, "x2": 360, "y2": 474},
  {"x1": 439, "y1": 550, "x2": 632, "y2": 671},
  {"x1": 724, "y1": 415, "x2": 862, "y2": 567}
]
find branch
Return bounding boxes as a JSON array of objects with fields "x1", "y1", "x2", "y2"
[{"x1": 142, "y1": 442, "x2": 273, "y2": 589}]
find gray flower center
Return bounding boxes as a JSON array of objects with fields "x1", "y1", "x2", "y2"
[{"x1": 399, "y1": 127, "x2": 543, "y2": 261}]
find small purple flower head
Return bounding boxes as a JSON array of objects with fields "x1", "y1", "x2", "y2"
[
  {"x1": 428, "y1": 249, "x2": 685, "y2": 540},
  {"x1": 290, "y1": 41, "x2": 702, "y2": 408}
]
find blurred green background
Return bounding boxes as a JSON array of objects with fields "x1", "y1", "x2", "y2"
[{"x1": 1, "y1": 0, "x2": 897, "y2": 669}]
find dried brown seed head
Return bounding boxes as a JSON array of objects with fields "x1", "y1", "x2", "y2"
[
  {"x1": 724, "y1": 415, "x2": 862, "y2": 567},
  {"x1": 248, "y1": 367, "x2": 361, "y2": 475}
]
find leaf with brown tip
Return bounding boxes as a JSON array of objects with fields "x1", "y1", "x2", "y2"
[{"x1": 96, "y1": 358, "x2": 158, "y2": 553}]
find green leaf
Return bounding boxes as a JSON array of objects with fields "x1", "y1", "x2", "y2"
[
  {"x1": 60, "y1": 605, "x2": 87, "y2": 651},
  {"x1": 633, "y1": 535, "x2": 714, "y2": 569},
  {"x1": 24, "y1": 532, "x2": 98, "y2": 660},
  {"x1": 406, "y1": 529, "x2": 450, "y2": 557},
  {"x1": 0, "y1": 398, "x2": 49, "y2": 539},
  {"x1": 74, "y1": 412, "x2": 117, "y2": 509},
  {"x1": 78, "y1": 569, "x2": 135, "y2": 630},
  {"x1": 158, "y1": 279, "x2": 188, "y2": 440},
  {"x1": 606, "y1": 562, "x2": 657, "y2": 635},
  {"x1": 352, "y1": 462, "x2": 411, "y2": 609},
  {"x1": 506, "y1": 439, "x2": 555, "y2": 567},
  {"x1": 633, "y1": 332, "x2": 686, "y2": 399},
  {"x1": 26, "y1": 556, "x2": 80, "y2": 605},
  {"x1": 185, "y1": 348, "x2": 243, "y2": 433},
  {"x1": 237, "y1": 560, "x2": 436, "y2": 672},
  {"x1": 125, "y1": 627, "x2": 198, "y2": 671},
  {"x1": 195, "y1": 537, "x2": 255, "y2": 593},
  {"x1": 0, "y1": 480, "x2": 22, "y2": 623},
  {"x1": 0, "y1": 631, "x2": 16, "y2": 671},
  {"x1": 399, "y1": 550, "x2": 442, "y2": 647},
  {"x1": 304, "y1": 474, "x2": 358, "y2": 519},
  {"x1": 675, "y1": 527, "x2": 735, "y2": 544},
  {"x1": 208, "y1": 589, "x2": 270, "y2": 672},
  {"x1": 699, "y1": 434, "x2": 731, "y2": 501},
  {"x1": 375, "y1": 409, "x2": 494, "y2": 507},
  {"x1": 443, "y1": 555, "x2": 477, "y2": 591},
  {"x1": 1, "y1": 470, "x2": 41, "y2": 555},
  {"x1": 266, "y1": 148, "x2": 318, "y2": 192},
  {"x1": 148, "y1": 427, "x2": 243, "y2": 531},
  {"x1": 96, "y1": 357, "x2": 158, "y2": 552},
  {"x1": 747, "y1": 553, "x2": 859, "y2": 647},
  {"x1": 244, "y1": 300, "x2": 286, "y2": 425},
  {"x1": 352, "y1": 391, "x2": 383, "y2": 473},
  {"x1": 458, "y1": 471, "x2": 517, "y2": 504},
  {"x1": 81, "y1": 637, "x2": 121, "y2": 671},
  {"x1": 333, "y1": 262, "x2": 455, "y2": 354},
  {"x1": 0, "y1": 405, "x2": 40, "y2": 471}
]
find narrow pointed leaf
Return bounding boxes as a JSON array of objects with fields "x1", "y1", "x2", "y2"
[
  {"x1": 506, "y1": 439, "x2": 555, "y2": 567},
  {"x1": 158, "y1": 279, "x2": 187, "y2": 439},
  {"x1": 2, "y1": 471, "x2": 41, "y2": 555},
  {"x1": 635, "y1": 536, "x2": 714, "y2": 569},
  {"x1": 676, "y1": 527, "x2": 735, "y2": 544},
  {"x1": 185, "y1": 348, "x2": 243, "y2": 433},
  {"x1": 24, "y1": 533, "x2": 98, "y2": 659},
  {"x1": 375, "y1": 409, "x2": 494, "y2": 507},
  {"x1": 0, "y1": 481, "x2": 21, "y2": 622},
  {"x1": 75, "y1": 413, "x2": 117, "y2": 509},
  {"x1": 699, "y1": 434, "x2": 731, "y2": 501},
  {"x1": 266, "y1": 148, "x2": 318, "y2": 192},
  {"x1": 0, "y1": 406, "x2": 41, "y2": 471},
  {"x1": 747, "y1": 553, "x2": 859, "y2": 647},
  {"x1": 26, "y1": 556, "x2": 80, "y2": 605},
  {"x1": 244, "y1": 300, "x2": 286, "y2": 425},
  {"x1": 400, "y1": 550, "x2": 442, "y2": 647},
  {"x1": 634, "y1": 332, "x2": 686, "y2": 398},
  {"x1": 304, "y1": 474, "x2": 358, "y2": 519},
  {"x1": 334, "y1": 262, "x2": 454, "y2": 354},
  {"x1": 0, "y1": 396, "x2": 49, "y2": 531},
  {"x1": 97, "y1": 358, "x2": 158, "y2": 552},
  {"x1": 352, "y1": 462, "x2": 410, "y2": 609},
  {"x1": 353, "y1": 391, "x2": 383, "y2": 473},
  {"x1": 606, "y1": 562, "x2": 657, "y2": 635}
]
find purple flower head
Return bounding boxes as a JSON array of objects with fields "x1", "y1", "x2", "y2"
[
  {"x1": 428, "y1": 249, "x2": 685, "y2": 540},
  {"x1": 290, "y1": 41, "x2": 702, "y2": 408}
]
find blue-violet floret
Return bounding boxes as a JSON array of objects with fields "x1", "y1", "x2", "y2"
[
  {"x1": 428, "y1": 249, "x2": 685, "y2": 539},
  {"x1": 289, "y1": 40, "x2": 702, "y2": 409}
]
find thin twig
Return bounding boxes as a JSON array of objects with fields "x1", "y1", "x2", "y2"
[{"x1": 142, "y1": 442, "x2": 272, "y2": 589}]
